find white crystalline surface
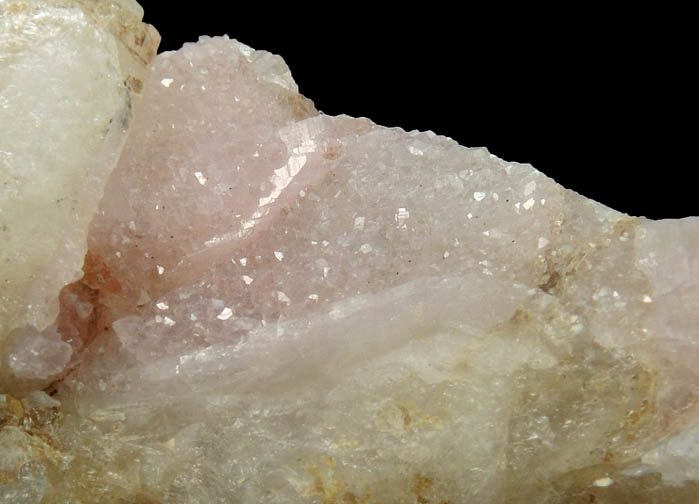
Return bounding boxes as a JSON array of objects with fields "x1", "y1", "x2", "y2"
[
  {"x1": 1, "y1": 31, "x2": 699, "y2": 504},
  {"x1": 0, "y1": 0, "x2": 159, "y2": 391}
]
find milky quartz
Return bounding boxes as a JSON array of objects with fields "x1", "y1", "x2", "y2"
[
  {"x1": 0, "y1": 0, "x2": 159, "y2": 391},
  {"x1": 1, "y1": 22, "x2": 699, "y2": 504}
]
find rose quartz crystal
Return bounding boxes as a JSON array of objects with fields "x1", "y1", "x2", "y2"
[
  {"x1": 1, "y1": 31, "x2": 698, "y2": 504},
  {"x1": 87, "y1": 36, "x2": 323, "y2": 320}
]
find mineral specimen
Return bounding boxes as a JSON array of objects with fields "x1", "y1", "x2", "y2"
[{"x1": 1, "y1": 3, "x2": 698, "y2": 503}]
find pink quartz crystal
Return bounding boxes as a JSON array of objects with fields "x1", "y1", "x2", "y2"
[
  {"x1": 2, "y1": 29, "x2": 698, "y2": 504},
  {"x1": 88, "y1": 37, "x2": 326, "y2": 319}
]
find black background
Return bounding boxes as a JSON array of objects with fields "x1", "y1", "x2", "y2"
[{"x1": 139, "y1": 5, "x2": 694, "y2": 219}]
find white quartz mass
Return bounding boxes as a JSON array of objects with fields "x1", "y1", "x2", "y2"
[
  {"x1": 0, "y1": 0, "x2": 158, "y2": 393},
  {"x1": 1, "y1": 3, "x2": 698, "y2": 503}
]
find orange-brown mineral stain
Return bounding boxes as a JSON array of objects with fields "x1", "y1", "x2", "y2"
[
  {"x1": 412, "y1": 474, "x2": 434, "y2": 504},
  {"x1": 82, "y1": 250, "x2": 122, "y2": 294}
]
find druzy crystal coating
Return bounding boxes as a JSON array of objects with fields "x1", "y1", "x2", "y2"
[{"x1": 1, "y1": 2, "x2": 698, "y2": 502}]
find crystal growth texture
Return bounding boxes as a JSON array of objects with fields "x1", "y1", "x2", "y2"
[{"x1": 1, "y1": 7, "x2": 698, "y2": 504}]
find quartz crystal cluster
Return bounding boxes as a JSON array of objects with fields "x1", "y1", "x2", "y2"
[{"x1": 1, "y1": 2, "x2": 698, "y2": 502}]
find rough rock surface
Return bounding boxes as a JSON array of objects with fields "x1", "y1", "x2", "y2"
[
  {"x1": 1, "y1": 10, "x2": 698, "y2": 504},
  {"x1": 0, "y1": 0, "x2": 159, "y2": 392}
]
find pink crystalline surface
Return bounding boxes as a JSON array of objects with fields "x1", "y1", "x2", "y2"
[
  {"x1": 75, "y1": 37, "x2": 698, "y2": 410},
  {"x1": 80, "y1": 38, "x2": 564, "y2": 358},
  {"x1": 87, "y1": 37, "x2": 322, "y2": 317},
  {"x1": 37, "y1": 35, "x2": 698, "y2": 503},
  {"x1": 84, "y1": 37, "x2": 560, "y2": 352}
]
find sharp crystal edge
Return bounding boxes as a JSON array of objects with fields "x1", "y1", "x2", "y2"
[{"x1": 1, "y1": 2, "x2": 698, "y2": 503}]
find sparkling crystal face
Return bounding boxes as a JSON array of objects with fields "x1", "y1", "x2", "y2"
[{"x1": 1, "y1": 3, "x2": 698, "y2": 503}]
